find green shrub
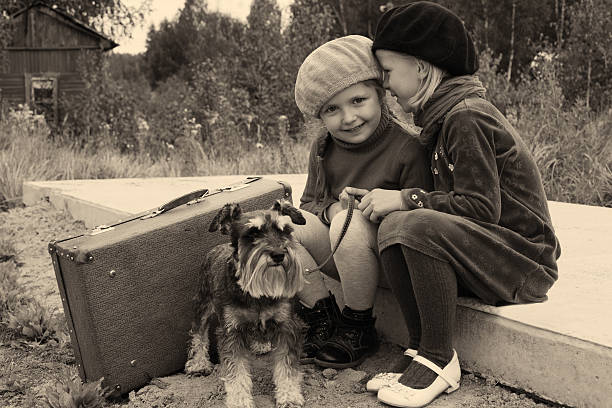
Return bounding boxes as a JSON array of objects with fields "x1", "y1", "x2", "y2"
[
  {"x1": 59, "y1": 52, "x2": 141, "y2": 153},
  {"x1": 43, "y1": 374, "x2": 107, "y2": 408},
  {"x1": 4, "y1": 298, "x2": 67, "y2": 344},
  {"x1": 0, "y1": 261, "x2": 24, "y2": 316},
  {"x1": 1, "y1": 257, "x2": 68, "y2": 346}
]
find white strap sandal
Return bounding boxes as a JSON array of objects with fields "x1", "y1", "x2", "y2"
[
  {"x1": 377, "y1": 350, "x2": 460, "y2": 408},
  {"x1": 366, "y1": 348, "x2": 417, "y2": 392}
]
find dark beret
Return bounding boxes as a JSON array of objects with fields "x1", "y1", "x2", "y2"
[{"x1": 372, "y1": 1, "x2": 478, "y2": 76}]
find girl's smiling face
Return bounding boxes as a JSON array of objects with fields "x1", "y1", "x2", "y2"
[
  {"x1": 319, "y1": 82, "x2": 382, "y2": 144},
  {"x1": 375, "y1": 49, "x2": 424, "y2": 113}
]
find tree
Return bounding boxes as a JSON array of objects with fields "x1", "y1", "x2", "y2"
[
  {"x1": 560, "y1": 0, "x2": 611, "y2": 110},
  {"x1": 235, "y1": 0, "x2": 288, "y2": 140},
  {"x1": 143, "y1": 0, "x2": 245, "y2": 87},
  {"x1": 284, "y1": 0, "x2": 336, "y2": 54},
  {"x1": 143, "y1": 20, "x2": 190, "y2": 86},
  {"x1": 436, "y1": 0, "x2": 559, "y2": 81},
  {"x1": 0, "y1": 0, "x2": 149, "y2": 39},
  {"x1": 321, "y1": 0, "x2": 411, "y2": 38},
  {"x1": 283, "y1": 0, "x2": 336, "y2": 128}
]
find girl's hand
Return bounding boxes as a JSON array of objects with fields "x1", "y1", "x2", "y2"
[
  {"x1": 339, "y1": 186, "x2": 370, "y2": 208},
  {"x1": 327, "y1": 187, "x2": 370, "y2": 222},
  {"x1": 358, "y1": 189, "x2": 403, "y2": 222}
]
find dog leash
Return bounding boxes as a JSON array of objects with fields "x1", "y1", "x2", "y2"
[{"x1": 305, "y1": 194, "x2": 358, "y2": 273}]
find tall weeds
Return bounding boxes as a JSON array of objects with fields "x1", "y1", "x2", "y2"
[
  {"x1": 0, "y1": 105, "x2": 310, "y2": 208},
  {"x1": 478, "y1": 49, "x2": 612, "y2": 207}
]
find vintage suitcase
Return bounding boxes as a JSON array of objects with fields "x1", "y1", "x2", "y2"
[{"x1": 49, "y1": 176, "x2": 292, "y2": 396}]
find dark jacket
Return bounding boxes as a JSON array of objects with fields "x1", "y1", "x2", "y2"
[{"x1": 379, "y1": 96, "x2": 561, "y2": 305}]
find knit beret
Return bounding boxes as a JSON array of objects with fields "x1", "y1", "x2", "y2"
[
  {"x1": 372, "y1": 1, "x2": 478, "y2": 76},
  {"x1": 295, "y1": 35, "x2": 382, "y2": 118}
]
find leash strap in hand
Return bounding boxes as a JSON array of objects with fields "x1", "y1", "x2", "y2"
[{"x1": 305, "y1": 194, "x2": 356, "y2": 273}]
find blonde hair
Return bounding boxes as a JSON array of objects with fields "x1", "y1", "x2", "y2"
[{"x1": 402, "y1": 55, "x2": 448, "y2": 112}]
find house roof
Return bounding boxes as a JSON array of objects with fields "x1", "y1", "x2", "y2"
[{"x1": 11, "y1": 0, "x2": 119, "y2": 51}]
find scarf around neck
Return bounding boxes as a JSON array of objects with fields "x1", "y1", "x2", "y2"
[{"x1": 415, "y1": 75, "x2": 487, "y2": 150}]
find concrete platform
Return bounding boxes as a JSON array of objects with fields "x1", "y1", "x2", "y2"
[{"x1": 23, "y1": 175, "x2": 612, "y2": 408}]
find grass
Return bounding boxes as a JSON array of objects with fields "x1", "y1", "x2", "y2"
[
  {"x1": 0, "y1": 100, "x2": 610, "y2": 210},
  {"x1": 0, "y1": 106, "x2": 310, "y2": 208},
  {"x1": 513, "y1": 94, "x2": 612, "y2": 207}
]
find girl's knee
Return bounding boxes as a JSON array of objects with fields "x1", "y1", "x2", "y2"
[
  {"x1": 330, "y1": 209, "x2": 377, "y2": 249},
  {"x1": 379, "y1": 209, "x2": 449, "y2": 239},
  {"x1": 330, "y1": 209, "x2": 373, "y2": 237},
  {"x1": 292, "y1": 209, "x2": 327, "y2": 244}
]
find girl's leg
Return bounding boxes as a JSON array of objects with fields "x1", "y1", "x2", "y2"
[
  {"x1": 291, "y1": 210, "x2": 334, "y2": 307},
  {"x1": 314, "y1": 209, "x2": 379, "y2": 368},
  {"x1": 291, "y1": 210, "x2": 340, "y2": 362},
  {"x1": 379, "y1": 244, "x2": 421, "y2": 372},
  {"x1": 329, "y1": 208, "x2": 380, "y2": 310},
  {"x1": 398, "y1": 246, "x2": 457, "y2": 389},
  {"x1": 294, "y1": 245, "x2": 330, "y2": 307}
]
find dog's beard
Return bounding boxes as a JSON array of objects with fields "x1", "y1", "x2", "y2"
[{"x1": 237, "y1": 246, "x2": 304, "y2": 298}]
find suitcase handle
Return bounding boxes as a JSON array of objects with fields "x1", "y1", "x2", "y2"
[
  {"x1": 158, "y1": 188, "x2": 210, "y2": 213},
  {"x1": 141, "y1": 188, "x2": 210, "y2": 219},
  {"x1": 141, "y1": 177, "x2": 263, "y2": 220}
]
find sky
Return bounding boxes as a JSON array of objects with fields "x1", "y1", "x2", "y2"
[{"x1": 116, "y1": 0, "x2": 293, "y2": 54}]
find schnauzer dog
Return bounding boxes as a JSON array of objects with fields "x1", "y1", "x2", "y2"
[{"x1": 185, "y1": 199, "x2": 307, "y2": 408}]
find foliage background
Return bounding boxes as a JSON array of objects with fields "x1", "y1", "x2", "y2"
[{"x1": 0, "y1": 0, "x2": 610, "y2": 208}]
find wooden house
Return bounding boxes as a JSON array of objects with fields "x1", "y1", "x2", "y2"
[{"x1": 0, "y1": 1, "x2": 117, "y2": 124}]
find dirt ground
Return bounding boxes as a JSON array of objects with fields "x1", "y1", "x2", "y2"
[{"x1": 0, "y1": 201, "x2": 560, "y2": 408}]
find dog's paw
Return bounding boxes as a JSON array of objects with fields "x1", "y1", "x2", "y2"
[
  {"x1": 275, "y1": 389, "x2": 304, "y2": 408},
  {"x1": 184, "y1": 358, "x2": 214, "y2": 377}
]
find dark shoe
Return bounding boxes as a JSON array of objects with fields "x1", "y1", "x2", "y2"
[
  {"x1": 295, "y1": 293, "x2": 340, "y2": 363},
  {"x1": 314, "y1": 306, "x2": 379, "y2": 369}
]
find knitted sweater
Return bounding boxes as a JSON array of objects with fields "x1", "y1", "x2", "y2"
[{"x1": 300, "y1": 109, "x2": 433, "y2": 223}]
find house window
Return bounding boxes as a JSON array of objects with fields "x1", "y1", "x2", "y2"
[
  {"x1": 32, "y1": 78, "x2": 55, "y2": 103},
  {"x1": 25, "y1": 73, "x2": 58, "y2": 126}
]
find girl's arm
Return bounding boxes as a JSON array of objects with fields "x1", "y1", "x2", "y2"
[
  {"x1": 299, "y1": 141, "x2": 321, "y2": 214},
  {"x1": 299, "y1": 139, "x2": 337, "y2": 223},
  {"x1": 356, "y1": 136, "x2": 434, "y2": 221},
  {"x1": 401, "y1": 110, "x2": 502, "y2": 223}
]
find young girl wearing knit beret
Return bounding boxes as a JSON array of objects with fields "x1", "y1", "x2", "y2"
[
  {"x1": 351, "y1": 2, "x2": 561, "y2": 407},
  {"x1": 292, "y1": 35, "x2": 433, "y2": 369}
]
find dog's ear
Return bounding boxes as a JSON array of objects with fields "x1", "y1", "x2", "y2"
[
  {"x1": 272, "y1": 199, "x2": 306, "y2": 225},
  {"x1": 209, "y1": 203, "x2": 242, "y2": 233}
]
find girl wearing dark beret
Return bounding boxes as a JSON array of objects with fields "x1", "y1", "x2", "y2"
[{"x1": 345, "y1": 2, "x2": 562, "y2": 407}]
